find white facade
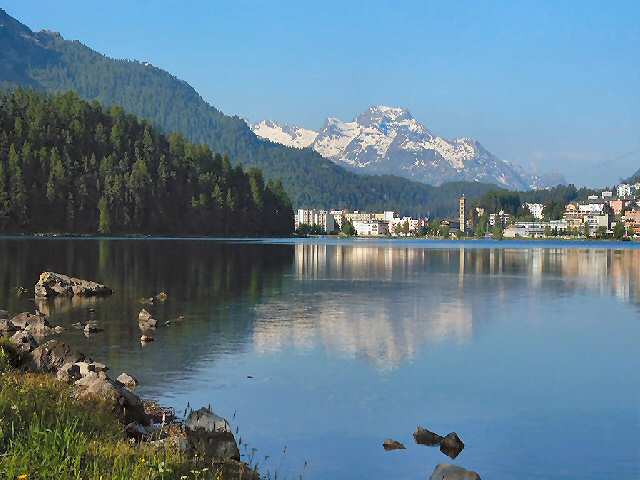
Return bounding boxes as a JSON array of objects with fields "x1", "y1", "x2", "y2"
[
  {"x1": 524, "y1": 203, "x2": 544, "y2": 220},
  {"x1": 617, "y1": 184, "x2": 633, "y2": 198},
  {"x1": 295, "y1": 209, "x2": 335, "y2": 233},
  {"x1": 353, "y1": 220, "x2": 389, "y2": 236}
]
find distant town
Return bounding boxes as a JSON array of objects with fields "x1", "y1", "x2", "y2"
[{"x1": 295, "y1": 181, "x2": 640, "y2": 240}]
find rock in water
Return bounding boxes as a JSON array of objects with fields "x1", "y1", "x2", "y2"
[
  {"x1": 35, "y1": 272, "x2": 113, "y2": 297},
  {"x1": 413, "y1": 426, "x2": 444, "y2": 446},
  {"x1": 429, "y1": 464, "x2": 481, "y2": 480},
  {"x1": 440, "y1": 432, "x2": 465, "y2": 459},
  {"x1": 117, "y1": 372, "x2": 139, "y2": 390},
  {"x1": 138, "y1": 309, "x2": 158, "y2": 330},
  {"x1": 383, "y1": 439, "x2": 406, "y2": 451},
  {"x1": 185, "y1": 407, "x2": 240, "y2": 461}
]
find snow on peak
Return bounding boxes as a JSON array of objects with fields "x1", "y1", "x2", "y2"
[
  {"x1": 252, "y1": 120, "x2": 317, "y2": 149},
  {"x1": 250, "y1": 106, "x2": 549, "y2": 190}
]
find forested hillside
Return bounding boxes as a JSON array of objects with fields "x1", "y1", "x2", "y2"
[
  {"x1": 0, "y1": 89, "x2": 293, "y2": 234},
  {"x1": 0, "y1": 8, "x2": 494, "y2": 217}
]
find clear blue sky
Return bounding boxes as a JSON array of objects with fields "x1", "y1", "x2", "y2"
[{"x1": 4, "y1": 0, "x2": 639, "y2": 186}]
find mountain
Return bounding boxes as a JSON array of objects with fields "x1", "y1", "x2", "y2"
[
  {"x1": 0, "y1": 8, "x2": 496, "y2": 217},
  {"x1": 252, "y1": 106, "x2": 562, "y2": 190},
  {"x1": 628, "y1": 168, "x2": 640, "y2": 183}
]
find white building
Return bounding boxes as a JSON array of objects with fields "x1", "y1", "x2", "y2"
[
  {"x1": 617, "y1": 184, "x2": 633, "y2": 198},
  {"x1": 295, "y1": 209, "x2": 336, "y2": 233},
  {"x1": 524, "y1": 203, "x2": 544, "y2": 220},
  {"x1": 601, "y1": 191, "x2": 613, "y2": 199},
  {"x1": 489, "y1": 210, "x2": 511, "y2": 228},
  {"x1": 353, "y1": 220, "x2": 389, "y2": 236}
]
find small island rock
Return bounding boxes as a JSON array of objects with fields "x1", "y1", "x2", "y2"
[
  {"x1": 429, "y1": 464, "x2": 481, "y2": 480},
  {"x1": 117, "y1": 372, "x2": 139, "y2": 390},
  {"x1": 413, "y1": 426, "x2": 444, "y2": 446},
  {"x1": 439, "y1": 432, "x2": 465, "y2": 459},
  {"x1": 383, "y1": 439, "x2": 406, "y2": 451},
  {"x1": 35, "y1": 272, "x2": 113, "y2": 298}
]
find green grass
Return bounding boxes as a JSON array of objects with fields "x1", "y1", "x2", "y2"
[{"x1": 0, "y1": 356, "x2": 253, "y2": 480}]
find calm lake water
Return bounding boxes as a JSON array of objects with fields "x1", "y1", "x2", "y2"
[{"x1": 1, "y1": 237, "x2": 639, "y2": 479}]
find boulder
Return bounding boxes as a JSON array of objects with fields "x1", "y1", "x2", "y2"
[
  {"x1": 10, "y1": 330, "x2": 38, "y2": 353},
  {"x1": 75, "y1": 361, "x2": 108, "y2": 377},
  {"x1": 117, "y1": 372, "x2": 139, "y2": 390},
  {"x1": 0, "y1": 318, "x2": 17, "y2": 334},
  {"x1": 84, "y1": 323, "x2": 103, "y2": 334},
  {"x1": 440, "y1": 432, "x2": 465, "y2": 459},
  {"x1": 185, "y1": 407, "x2": 239, "y2": 461},
  {"x1": 414, "y1": 426, "x2": 443, "y2": 446},
  {"x1": 429, "y1": 464, "x2": 481, "y2": 480},
  {"x1": 35, "y1": 272, "x2": 113, "y2": 298},
  {"x1": 28, "y1": 340, "x2": 85, "y2": 373},
  {"x1": 155, "y1": 292, "x2": 168, "y2": 302},
  {"x1": 125, "y1": 421, "x2": 151, "y2": 441},
  {"x1": 74, "y1": 373, "x2": 150, "y2": 426},
  {"x1": 140, "y1": 335, "x2": 154, "y2": 343},
  {"x1": 56, "y1": 363, "x2": 82, "y2": 383},
  {"x1": 138, "y1": 309, "x2": 158, "y2": 330},
  {"x1": 9, "y1": 312, "x2": 49, "y2": 330},
  {"x1": 383, "y1": 439, "x2": 406, "y2": 451}
]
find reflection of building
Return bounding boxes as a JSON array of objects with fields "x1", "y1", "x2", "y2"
[{"x1": 257, "y1": 243, "x2": 640, "y2": 370}]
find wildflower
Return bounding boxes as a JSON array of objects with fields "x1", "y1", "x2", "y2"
[{"x1": 17, "y1": 474, "x2": 28, "y2": 480}]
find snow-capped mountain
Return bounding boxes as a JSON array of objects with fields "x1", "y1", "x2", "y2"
[{"x1": 251, "y1": 106, "x2": 559, "y2": 190}]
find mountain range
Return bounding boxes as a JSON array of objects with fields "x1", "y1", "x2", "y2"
[
  {"x1": 0, "y1": 8, "x2": 572, "y2": 218},
  {"x1": 252, "y1": 106, "x2": 564, "y2": 190}
]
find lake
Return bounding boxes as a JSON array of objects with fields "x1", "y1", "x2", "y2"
[{"x1": 0, "y1": 237, "x2": 638, "y2": 479}]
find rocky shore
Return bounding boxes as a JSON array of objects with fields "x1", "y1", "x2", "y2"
[{"x1": 0, "y1": 272, "x2": 258, "y2": 480}]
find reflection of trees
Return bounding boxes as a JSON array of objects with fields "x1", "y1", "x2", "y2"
[{"x1": 0, "y1": 238, "x2": 295, "y2": 396}]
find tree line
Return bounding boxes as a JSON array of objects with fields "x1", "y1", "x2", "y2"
[{"x1": 0, "y1": 89, "x2": 293, "y2": 235}]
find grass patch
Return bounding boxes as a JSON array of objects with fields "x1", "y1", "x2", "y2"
[{"x1": 0, "y1": 370, "x2": 247, "y2": 479}]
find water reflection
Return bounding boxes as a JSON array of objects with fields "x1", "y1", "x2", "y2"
[{"x1": 251, "y1": 244, "x2": 640, "y2": 369}]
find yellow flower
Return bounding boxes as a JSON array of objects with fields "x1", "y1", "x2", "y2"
[{"x1": 17, "y1": 475, "x2": 28, "y2": 480}]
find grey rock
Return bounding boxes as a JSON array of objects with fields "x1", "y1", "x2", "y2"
[
  {"x1": 429, "y1": 464, "x2": 481, "y2": 480},
  {"x1": 117, "y1": 372, "x2": 139, "y2": 390},
  {"x1": 28, "y1": 340, "x2": 85, "y2": 372},
  {"x1": 140, "y1": 335, "x2": 154, "y2": 343},
  {"x1": 440, "y1": 432, "x2": 465, "y2": 459},
  {"x1": 125, "y1": 421, "x2": 150, "y2": 441},
  {"x1": 74, "y1": 373, "x2": 150, "y2": 426},
  {"x1": 75, "y1": 361, "x2": 108, "y2": 377},
  {"x1": 414, "y1": 426, "x2": 443, "y2": 446},
  {"x1": 383, "y1": 439, "x2": 406, "y2": 451},
  {"x1": 35, "y1": 272, "x2": 112, "y2": 298},
  {"x1": 185, "y1": 407, "x2": 239, "y2": 461},
  {"x1": 10, "y1": 330, "x2": 38, "y2": 353},
  {"x1": 0, "y1": 318, "x2": 17, "y2": 334},
  {"x1": 138, "y1": 309, "x2": 157, "y2": 330},
  {"x1": 9, "y1": 312, "x2": 49, "y2": 330},
  {"x1": 56, "y1": 362, "x2": 82, "y2": 383},
  {"x1": 84, "y1": 323, "x2": 103, "y2": 334}
]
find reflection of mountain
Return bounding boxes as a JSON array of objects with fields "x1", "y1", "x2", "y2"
[
  {"x1": 1, "y1": 239, "x2": 638, "y2": 378},
  {"x1": 250, "y1": 243, "x2": 640, "y2": 369}
]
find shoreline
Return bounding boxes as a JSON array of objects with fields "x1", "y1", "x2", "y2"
[{"x1": 0, "y1": 276, "x2": 259, "y2": 480}]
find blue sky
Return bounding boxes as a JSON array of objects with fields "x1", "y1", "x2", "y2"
[{"x1": 4, "y1": 0, "x2": 639, "y2": 186}]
